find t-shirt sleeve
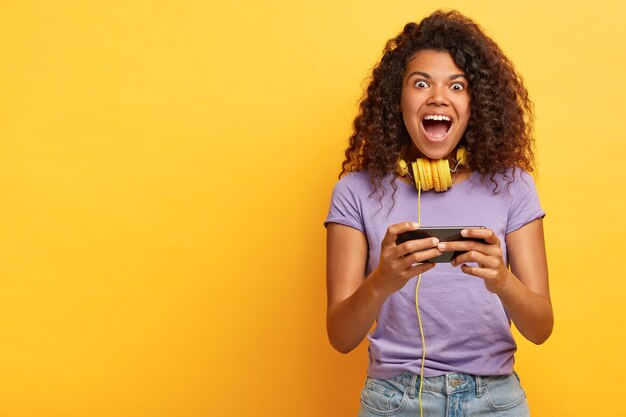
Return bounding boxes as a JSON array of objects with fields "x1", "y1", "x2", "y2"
[
  {"x1": 506, "y1": 170, "x2": 546, "y2": 234},
  {"x1": 324, "y1": 174, "x2": 365, "y2": 233}
]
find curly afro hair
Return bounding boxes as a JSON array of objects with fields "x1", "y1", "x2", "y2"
[{"x1": 340, "y1": 10, "x2": 535, "y2": 194}]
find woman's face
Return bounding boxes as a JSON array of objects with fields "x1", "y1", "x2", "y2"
[{"x1": 400, "y1": 50, "x2": 471, "y2": 160}]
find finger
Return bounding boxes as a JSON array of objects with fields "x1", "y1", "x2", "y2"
[
  {"x1": 406, "y1": 262, "x2": 436, "y2": 277},
  {"x1": 381, "y1": 222, "x2": 420, "y2": 248},
  {"x1": 438, "y1": 239, "x2": 503, "y2": 259},
  {"x1": 461, "y1": 227, "x2": 499, "y2": 245},
  {"x1": 394, "y1": 237, "x2": 440, "y2": 258},
  {"x1": 396, "y1": 260, "x2": 436, "y2": 280},
  {"x1": 459, "y1": 264, "x2": 499, "y2": 281},
  {"x1": 451, "y1": 250, "x2": 499, "y2": 269},
  {"x1": 437, "y1": 240, "x2": 491, "y2": 253},
  {"x1": 401, "y1": 247, "x2": 442, "y2": 266}
]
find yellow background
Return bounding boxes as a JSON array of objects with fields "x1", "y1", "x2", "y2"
[{"x1": 0, "y1": 1, "x2": 624, "y2": 416}]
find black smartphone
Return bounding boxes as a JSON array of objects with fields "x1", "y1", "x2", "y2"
[{"x1": 395, "y1": 226, "x2": 485, "y2": 263}]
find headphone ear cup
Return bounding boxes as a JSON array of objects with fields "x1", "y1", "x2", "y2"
[
  {"x1": 431, "y1": 160, "x2": 442, "y2": 192},
  {"x1": 412, "y1": 160, "x2": 420, "y2": 189},
  {"x1": 437, "y1": 158, "x2": 452, "y2": 191},
  {"x1": 412, "y1": 160, "x2": 423, "y2": 190},
  {"x1": 421, "y1": 159, "x2": 433, "y2": 191}
]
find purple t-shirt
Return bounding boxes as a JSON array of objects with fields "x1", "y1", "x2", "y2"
[{"x1": 325, "y1": 169, "x2": 545, "y2": 378}]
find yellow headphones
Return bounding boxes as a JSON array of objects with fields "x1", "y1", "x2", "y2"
[{"x1": 397, "y1": 147, "x2": 467, "y2": 192}]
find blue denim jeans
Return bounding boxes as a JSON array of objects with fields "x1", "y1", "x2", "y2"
[{"x1": 357, "y1": 372, "x2": 529, "y2": 417}]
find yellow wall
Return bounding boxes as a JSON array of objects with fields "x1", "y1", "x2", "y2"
[{"x1": 0, "y1": 1, "x2": 624, "y2": 416}]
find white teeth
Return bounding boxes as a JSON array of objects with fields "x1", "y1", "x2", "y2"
[{"x1": 423, "y1": 114, "x2": 451, "y2": 121}]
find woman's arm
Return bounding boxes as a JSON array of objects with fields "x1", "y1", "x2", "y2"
[
  {"x1": 326, "y1": 222, "x2": 440, "y2": 353},
  {"x1": 438, "y1": 219, "x2": 553, "y2": 344},
  {"x1": 501, "y1": 218, "x2": 553, "y2": 344}
]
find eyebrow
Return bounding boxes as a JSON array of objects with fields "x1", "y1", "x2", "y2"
[{"x1": 405, "y1": 71, "x2": 467, "y2": 85}]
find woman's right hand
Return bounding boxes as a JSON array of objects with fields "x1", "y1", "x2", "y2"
[
  {"x1": 371, "y1": 222, "x2": 441, "y2": 297},
  {"x1": 326, "y1": 221, "x2": 440, "y2": 353}
]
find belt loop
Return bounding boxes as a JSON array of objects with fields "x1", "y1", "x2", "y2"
[
  {"x1": 476, "y1": 375, "x2": 484, "y2": 398},
  {"x1": 408, "y1": 373, "x2": 418, "y2": 399}
]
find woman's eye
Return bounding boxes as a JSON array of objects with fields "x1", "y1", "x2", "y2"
[
  {"x1": 414, "y1": 80, "x2": 429, "y2": 88},
  {"x1": 450, "y1": 82, "x2": 465, "y2": 91}
]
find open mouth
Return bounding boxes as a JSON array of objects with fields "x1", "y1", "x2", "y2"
[{"x1": 421, "y1": 114, "x2": 452, "y2": 140}]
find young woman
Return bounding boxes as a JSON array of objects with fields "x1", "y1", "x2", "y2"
[{"x1": 325, "y1": 10, "x2": 553, "y2": 417}]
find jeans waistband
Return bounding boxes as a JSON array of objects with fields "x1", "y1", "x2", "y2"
[{"x1": 389, "y1": 372, "x2": 501, "y2": 398}]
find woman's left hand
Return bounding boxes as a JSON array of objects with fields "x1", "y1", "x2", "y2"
[{"x1": 437, "y1": 228, "x2": 510, "y2": 294}]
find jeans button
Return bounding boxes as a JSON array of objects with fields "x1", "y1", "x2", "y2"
[{"x1": 450, "y1": 379, "x2": 463, "y2": 387}]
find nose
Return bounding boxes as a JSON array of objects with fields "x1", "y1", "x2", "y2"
[{"x1": 427, "y1": 84, "x2": 449, "y2": 106}]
